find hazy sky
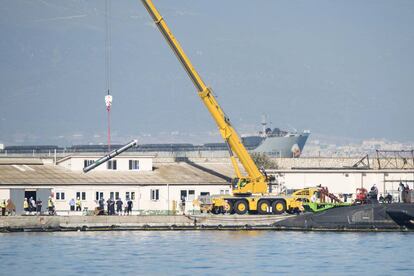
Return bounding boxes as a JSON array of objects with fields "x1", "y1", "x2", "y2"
[{"x1": 0, "y1": 0, "x2": 413, "y2": 146}]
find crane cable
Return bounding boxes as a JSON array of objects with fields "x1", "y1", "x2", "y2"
[{"x1": 104, "y1": 0, "x2": 112, "y2": 152}]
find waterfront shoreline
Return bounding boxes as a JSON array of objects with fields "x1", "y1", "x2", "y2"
[{"x1": 1, "y1": 212, "x2": 413, "y2": 233}]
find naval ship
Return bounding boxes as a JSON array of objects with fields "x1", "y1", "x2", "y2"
[
  {"x1": 193, "y1": 117, "x2": 309, "y2": 157},
  {"x1": 2, "y1": 127, "x2": 310, "y2": 158},
  {"x1": 243, "y1": 127, "x2": 310, "y2": 157}
]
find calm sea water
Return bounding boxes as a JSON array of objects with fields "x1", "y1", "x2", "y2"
[{"x1": 0, "y1": 231, "x2": 413, "y2": 275}]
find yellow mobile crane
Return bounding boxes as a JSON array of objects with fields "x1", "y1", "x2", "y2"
[{"x1": 141, "y1": 0, "x2": 302, "y2": 215}]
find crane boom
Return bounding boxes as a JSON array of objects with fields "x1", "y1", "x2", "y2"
[{"x1": 141, "y1": 0, "x2": 267, "y2": 195}]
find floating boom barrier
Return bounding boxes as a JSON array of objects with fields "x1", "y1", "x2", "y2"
[{"x1": 83, "y1": 139, "x2": 138, "y2": 173}]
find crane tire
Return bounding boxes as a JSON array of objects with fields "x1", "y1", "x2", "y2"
[
  {"x1": 272, "y1": 200, "x2": 286, "y2": 215},
  {"x1": 258, "y1": 200, "x2": 271, "y2": 214},
  {"x1": 234, "y1": 200, "x2": 248, "y2": 215}
]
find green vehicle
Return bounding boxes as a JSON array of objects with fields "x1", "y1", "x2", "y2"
[
  {"x1": 288, "y1": 186, "x2": 351, "y2": 213},
  {"x1": 303, "y1": 201, "x2": 351, "y2": 213}
]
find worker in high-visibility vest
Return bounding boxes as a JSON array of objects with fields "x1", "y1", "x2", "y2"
[
  {"x1": 0, "y1": 199, "x2": 6, "y2": 216},
  {"x1": 76, "y1": 197, "x2": 82, "y2": 211},
  {"x1": 23, "y1": 198, "x2": 29, "y2": 214},
  {"x1": 48, "y1": 196, "x2": 54, "y2": 215}
]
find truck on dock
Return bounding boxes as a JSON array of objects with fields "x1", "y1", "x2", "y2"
[
  {"x1": 141, "y1": 0, "x2": 303, "y2": 214},
  {"x1": 196, "y1": 186, "x2": 349, "y2": 214},
  {"x1": 293, "y1": 186, "x2": 351, "y2": 213}
]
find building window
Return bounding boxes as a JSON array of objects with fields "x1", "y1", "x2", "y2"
[
  {"x1": 56, "y1": 192, "x2": 65, "y2": 200},
  {"x1": 180, "y1": 190, "x2": 196, "y2": 201},
  {"x1": 220, "y1": 190, "x2": 230, "y2": 195},
  {"x1": 200, "y1": 192, "x2": 210, "y2": 196},
  {"x1": 76, "y1": 192, "x2": 86, "y2": 200},
  {"x1": 126, "y1": 192, "x2": 136, "y2": 200},
  {"x1": 129, "y1": 160, "x2": 139, "y2": 170},
  {"x1": 95, "y1": 191, "x2": 104, "y2": 201},
  {"x1": 84, "y1": 160, "x2": 94, "y2": 167},
  {"x1": 108, "y1": 191, "x2": 120, "y2": 200},
  {"x1": 188, "y1": 190, "x2": 195, "y2": 201},
  {"x1": 150, "y1": 189, "x2": 159, "y2": 201},
  {"x1": 107, "y1": 160, "x2": 117, "y2": 170}
]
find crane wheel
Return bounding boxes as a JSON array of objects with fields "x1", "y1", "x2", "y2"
[
  {"x1": 234, "y1": 200, "x2": 248, "y2": 215},
  {"x1": 272, "y1": 200, "x2": 286, "y2": 215},
  {"x1": 258, "y1": 200, "x2": 271, "y2": 214}
]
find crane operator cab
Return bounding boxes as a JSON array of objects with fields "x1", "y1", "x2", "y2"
[{"x1": 232, "y1": 178, "x2": 250, "y2": 191}]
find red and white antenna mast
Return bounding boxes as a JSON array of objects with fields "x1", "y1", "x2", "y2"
[{"x1": 105, "y1": 0, "x2": 112, "y2": 152}]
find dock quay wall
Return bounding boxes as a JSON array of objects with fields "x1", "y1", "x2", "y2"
[
  {"x1": 0, "y1": 215, "x2": 290, "y2": 232},
  {"x1": 1, "y1": 209, "x2": 412, "y2": 232}
]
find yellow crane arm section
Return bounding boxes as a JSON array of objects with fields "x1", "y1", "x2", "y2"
[{"x1": 141, "y1": 0, "x2": 267, "y2": 194}]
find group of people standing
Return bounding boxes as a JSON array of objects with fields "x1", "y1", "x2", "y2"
[
  {"x1": 68, "y1": 198, "x2": 83, "y2": 211},
  {"x1": 97, "y1": 197, "x2": 133, "y2": 215},
  {"x1": 369, "y1": 184, "x2": 394, "y2": 204},
  {"x1": 370, "y1": 183, "x2": 411, "y2": 204},
  {"x1": 23, "y1": 196, "x2": 55, "y2": 215}
]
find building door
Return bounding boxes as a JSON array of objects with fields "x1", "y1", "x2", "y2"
[
  {"x1": 180, "y1": 190, "x2": 187, "y2": 212},
  {"x1": 37, "y1": 188, "x2": 52, "y2": 213},
  {"x1": 10, "y1": 189, "x2": 25, "y2": 214},
  {"x1": 24, "y1": 190, "x2": 37, "y2": 202},
  {"x1": 180, "y1": 190, "x2": 187, "y2": 202}
]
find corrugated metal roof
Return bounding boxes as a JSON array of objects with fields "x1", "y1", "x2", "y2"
[
  {"x1": 0, "y1": 160, "x2": 234, "y2": 186},
  {"x1": 0, "y1": 158, "x2": 43, "y2": 165}
]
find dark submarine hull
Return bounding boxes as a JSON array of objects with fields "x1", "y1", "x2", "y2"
[{"x1": 273, "y1": 203, "x2": 414, "y2": 231}]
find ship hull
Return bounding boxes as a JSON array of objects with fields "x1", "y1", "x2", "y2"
[{"x1": 251, "y1": 133, "x2": 309, "y2": 157}]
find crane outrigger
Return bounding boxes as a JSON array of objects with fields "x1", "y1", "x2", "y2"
[{"x1": 141, "y1": 0, "x2": 302, "y2": 214}]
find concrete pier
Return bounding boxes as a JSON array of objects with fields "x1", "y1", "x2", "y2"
[
  {"x1": 2, "y1": 204, "x2": 413, "y2": 232},
  {"x1": 0, "y1": 214, "x2": 291, "y2": 232}
]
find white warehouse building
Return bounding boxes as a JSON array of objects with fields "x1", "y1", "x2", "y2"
[
  {"x1": 269, "y1": 169, "x2": 414, "y2": 200},
  {"x1": 0, "y1": 156, "x2": 232, "y2": 215}
]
